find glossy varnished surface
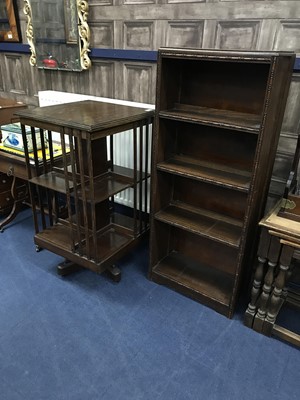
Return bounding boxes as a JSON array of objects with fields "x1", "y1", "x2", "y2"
[
  {"x1": 15, "y1": 100, "x2": 154, "y2": 132},
  {"x1": 157, "y1": 156, "x2": 251, "y2": 192}
]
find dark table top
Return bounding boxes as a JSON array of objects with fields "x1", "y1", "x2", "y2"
[{"x1": 15, "y1": 100, "x2": 154, "y2": 132}]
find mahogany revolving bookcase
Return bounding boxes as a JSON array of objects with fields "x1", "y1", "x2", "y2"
[{"x1": 16, "y1": 100, "x2": 154, "y2": 281}]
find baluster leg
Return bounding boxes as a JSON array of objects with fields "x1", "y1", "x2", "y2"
[
  {"x1": 245, "y1": 228, "x2": 270, "y2": 327},
  {"x1": 263, "y1": 244, "x2": 294, "y2": 335},
  {"x1": 253, "y1": 235, "x2": 281, "y2": 332}
]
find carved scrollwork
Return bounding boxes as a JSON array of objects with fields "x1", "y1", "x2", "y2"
[
  {"x1": 23, "y1": 0, "x2": 37, "y2": 67},
  {"x1": 23, "y1": 0, "x2": 91, "y2": 71},
  {"x1": 77, "y1": 0, "x2": 91, "y2": 70}
]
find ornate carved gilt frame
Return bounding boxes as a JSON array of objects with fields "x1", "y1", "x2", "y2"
[{"x1": 23, "y1": 0, "x2": 91, "y2": 71}]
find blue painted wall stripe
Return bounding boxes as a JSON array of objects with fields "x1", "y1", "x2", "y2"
[
  {"x1": 294, "y1": 57, "x2": 300, "y2": 71},
  {"x1": 0, "y1": 43, "x2": 30, "y2": 53},
  {"x1": 90, "y1": 48, "x2": 157, "y2": 62},
  {"x1": 0, "y1": 43, "x2": 299, "y2": 70}
]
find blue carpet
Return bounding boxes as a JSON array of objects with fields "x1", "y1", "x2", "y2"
[{"x1": 0, "y1": 208, "x2": 300, "y2": 400}]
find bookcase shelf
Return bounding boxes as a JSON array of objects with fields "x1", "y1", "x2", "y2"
[
  {"x1": 155, "y1": 202, "x2": 242, "y2": 247},
  {"x1": 30, "y1": 171, "x2": 73, "y2": 193},
  {"x1": 149, "y1": 48, "x2": 295, "y2": 318},
  {"x1": 159, "y1": 104, "x2": 261, "y2": 133},
  {"x1": 157, "y1": 156, "x2": 251, "y2": 192},
  {"x1": 151, "y1": 251, "x2": 233, "y2": 311},
  {"x1": 30, "y1": 165, "x2": 150, "y2": 200}
]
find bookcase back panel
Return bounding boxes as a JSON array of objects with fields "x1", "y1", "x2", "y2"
[
  {"x1": 172, "y1": 176, "x2": 248, "y2": 221},
  {"x1": 153, "y1": 172, "x2": 248, "y2": 221},
  {"x1": 152, "y1": 170, "x2": 174, "y2": 210},
  {"x1": 159, "y1": 119, "x2": 257, "y2": 171},
  {"x1": 160, "y1": 58, "x2": 270, "y2": 115},
  {"x1": 159, "y1": 61, "x2": 183, "y2": 111},
  {"x1": 171, "y1": 227, "x2": 239, "y2": 276},
  {"x1": 150, "y1": 220, "x2": 172, "y2": 264}
]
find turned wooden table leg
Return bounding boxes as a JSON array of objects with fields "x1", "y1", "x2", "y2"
[
  {"x1": 263, "y1": 244, "x2": 294, "y2": 336},
  {"x1": 244, "y1": 228, "x2": 271, "y2": 327},
  {"x1": 252, "y1": 235, "x2": 281, "y2": 332}
]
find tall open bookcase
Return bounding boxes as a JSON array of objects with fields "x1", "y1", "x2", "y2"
[{"x1": 148, "y1": 48, "x2": 295, "y2": 318}]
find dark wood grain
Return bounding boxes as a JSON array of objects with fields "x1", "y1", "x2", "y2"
[
  {"x1": 18, "y1": 102, "x2": 153, "y2": 279},
  {"x1": 152, "y1": 251, "x2": 233, "y2": 307},
  {"x1": 76, "y1": 172, "x2": 133, "y2": 203},
  {"x1": 155, "y1": 203, "x2": 242, "y2": 247},
  {"x1": 157, "y1": 156, "x2": 251, "y2": 192},
  {"x1": 34, "y1": 222, "x2": 134, "y2": 270},
  {"x1": 160, "y1": 104, "x2": 261, "y2": 133},
  {"x1": 30, "y1": 171, "x2": 73, "y2": 193},
  {"x1": 149, "y1": 48, "x2": 295, "y2": 318},
  {"x1": 15, "y1": 101, "x2": 154, "y2": 133}
]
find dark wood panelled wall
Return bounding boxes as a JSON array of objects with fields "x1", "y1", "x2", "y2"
[{"x1": 1, "y1": 0, "x2": 300, "y2": 208}]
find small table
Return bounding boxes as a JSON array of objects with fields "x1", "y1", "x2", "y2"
[
  {"x1": 244, "y1": 195, "x2": 300, "y2": 347},
  {"x1": 0, "y1": 98, "x2": 28, "y2": 230}
]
